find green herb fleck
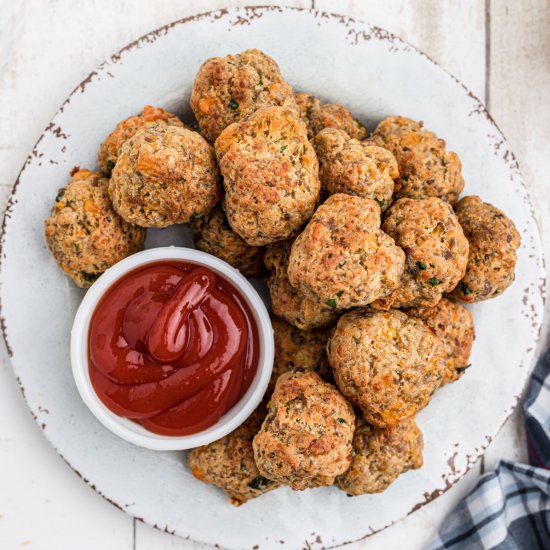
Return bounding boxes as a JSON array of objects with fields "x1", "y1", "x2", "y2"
[
  {"x1": 280, "y1": 145, "x2": 288, "y2": 153},
  {"x1": 326, "y1": 298, "x2": 337, "y2": 309},
  {"x1": 228, "y1": 99, "x2": 239, "y2": 110},
  {"x1": 336, "y1": 290, "x2": 344, "y2": 298},
  {"x1": 78, "y1": 221, "x2": 92, "y2": 235},
  {"x1": 401, "y1": 174, "x2": 409, "y2": 181},
  {"x1": 82, "y1": 272, "x2": 101, "y2": 284},
  {"x1": 417, "y1": 261, "x2": 427, "y2": 270},
  {"x1": 461, "y1": 283, "x2": 473, "y2": 296},
  {"x1": 257, "y1": 71, "x2": 263, "y2": 86},
  {"x1": 375, "y1": 198, "x2": 386, "y2": 209},
  {"x1": 55, "y1": 189, "x2": 65, "y2": 202},
  {"x1": 428, "y1": 277, "x2": 442, "y2": 286},
  {"x1": 337, "y1": 418, "x2": 346, "y2": 424},
  {"x1": 106, "y1": 160, "x2": 115, "y2": 177},
  {"x1": 248, "y1": 476, "x2": 272, "y2": 490},
  {"x1": 456, "y1": 364, "x2": 472, "y2": 375},
  {"x1": 338, "y1": 261, "x2": 347, "y2": 269},
  {"x1": 74, "y1": 243, "x2": 80, "y2": 253}
]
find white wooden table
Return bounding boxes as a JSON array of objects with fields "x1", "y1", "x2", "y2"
[{"x1": 0, "y1": 1, "x2": 548, "y2": 548}]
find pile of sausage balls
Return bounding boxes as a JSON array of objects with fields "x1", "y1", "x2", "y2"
[{"x1": 44, "y1": 49, "x2": 521, "y2": 505}]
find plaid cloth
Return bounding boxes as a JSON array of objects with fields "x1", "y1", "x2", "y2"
[
  {"x1": 524, "y1": 348, "x2": 550, "y2": 469},
  {"x1": 428, "y1": 348, "x2": 550, "y2": 549}
]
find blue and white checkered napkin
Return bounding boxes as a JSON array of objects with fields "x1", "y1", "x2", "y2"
[{"x1": 428, "y1": 348, "x2": 550, "y2": 549}]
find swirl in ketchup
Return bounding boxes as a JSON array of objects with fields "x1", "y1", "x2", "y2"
[{"x1": 88, "y1": 261, "x2": 259, "y2": 436}]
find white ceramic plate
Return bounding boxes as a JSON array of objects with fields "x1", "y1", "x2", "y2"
[{"x1": 0, "y1": 7, "x2": 545, "y2": 549}]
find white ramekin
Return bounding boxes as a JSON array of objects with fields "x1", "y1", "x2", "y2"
[{"x1": 70, "y1": 247, "x2": 274, "y2": 451}]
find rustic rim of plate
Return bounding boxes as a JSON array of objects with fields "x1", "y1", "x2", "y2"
[{"x1": 0, "y1": 5, "x2": 545, "y2": 547}]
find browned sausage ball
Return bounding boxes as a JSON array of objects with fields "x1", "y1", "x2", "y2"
[
  {"x1": 335, "y1": 417, "x2": 423, "y2": 495},
  {"x1": 270, "y1": 316, "x2": 331, "y2": 393},
  {"x1": 44, "y1": 169, "x2": 145, "y2": 288},
  {"x1": 109, "y1": 124, "x2": 220, "y2": 227},
  {"x1": 313, "y1": 128, "x2": 398, "y2": 209},
  {"x1": 187, "y1": 407, "x2": 278, "y2": 506},
  {"x1": 328, "y1": 310, "x2": 445, "y2": 427},
  {"x1": 190, "y1": 207, "x2": 265, "y2": 277},
  {"x1": 368, "y1": 116, "x2": 464, "y2": 203},
  {"x1": 264, "y1": 240, "x2": 338, "y2": 330},
  {"x1": 287, "y1": 194, "x2": 405, "y2": 310},
  {"x1": 295, "y1": 92, "x2": 367, "y2": 140},
  {"x1": 215, "y1": 106, "x2": 320, "y2": 246},
  {"x1": 191, "y1": 49, "x2": 296, "y2": 143},
  {"x1": 253, "y1": 371, "x2": 355, "y2": 490},
  {"x1": 407, "y1": 298, "x2": 475, "y2": 384},
  {"x1": 97, "y1": 105, "x2": 187, "y2": 177},
  {"x1": 451, "y1": 195, "x2": 521, "y2": 302},
  {"x1": 372, "y1": 197, "x2": 469, "y2": 309}
]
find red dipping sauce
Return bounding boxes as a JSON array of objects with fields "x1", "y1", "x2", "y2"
[{"x1": 88, "y1": 261, "x2": 259, "y2": 436}]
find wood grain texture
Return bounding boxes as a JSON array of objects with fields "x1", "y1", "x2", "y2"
[
  {"x1": 480, "y1": 0, "x2": 550, "y2": 470},
  {"x1": 0, "y1": 0, "x2": 546, "y2": 549},
  {"x1": 314, "y1": 0, "x2": 486, "y2": 98},
  {"x1": 488, "y1": 0, "x2": 550, "y2": 348},
  {"x1": 0, "y1": 349, "x2": 134, "y2": 549}
]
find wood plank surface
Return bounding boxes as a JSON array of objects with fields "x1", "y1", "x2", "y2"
[
  {"x1": 314, "y1": 0, "x2": 486, "y2": 99},
  {"x1": 481, "y1": 0, "x2": 550, "y2": 470},
  {"x1": 0, "y1": 351, "x2": 135, "y2": 549},
  {"x1": 0, "y1": 1, "x2": 547, "y2": 549}
]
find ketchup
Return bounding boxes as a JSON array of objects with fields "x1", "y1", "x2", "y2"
[{"x1": 88, "y1": 261, "x2": 259, "y2": 436}]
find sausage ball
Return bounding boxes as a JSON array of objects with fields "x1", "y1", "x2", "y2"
[
  {"x1": 270, "y1": 316, "x2": 331, "y2": 393},
  {"x1": 313, "y1": 128, "x2": 398, "y2": 209},
  {"x1": 373, "y1": 197, "x2": 469, "y2": 309},
  {"x1": 287, "y1": 194, "x2": 405, "y2": 310},
  {"x1": 328, "y1": 310, "x2": 445, "y2": 427},
  {"x1": 451, "y1": 195, "x2": 521, "y2": 302},
  {"x1": 335, "y1": 417, "x2": 423, "y2": 495},
  {"x1": 215, "y1": 106, "x2": 320, "y2": 246},
  {"x1": 368, "y1": 116, "x2": 464, "y2": 203},
  {"x1": 97, "y1": 105, "x2": 186, "y2": 177},
  {"x1": 190, "y1": 207, "x2": 265, "y2": 277},
  {"x1": 295, "y1": 92, "x2": 367, "y2": 140},
  {"x1": 109, "y1": 123, "x2": 220, "y2": 227},
  {"x1": 407, "y1": 298, "x2": 474, "y2": 384},
  {"x1": 191, "y1": 48, "x2": 296, "y2": 143},
  {"x1": 253, "y1": 371, "x2": 355, "y2": 490},
  {"x1": 264, "y1": 240, "x2": 338, "y2": 330},
  {"x1": 44, "y1": 169, "x2": 145, "y2": 288},
  {"x1": 187, "y1": 407, "x2": 278, "y2": 506}
]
